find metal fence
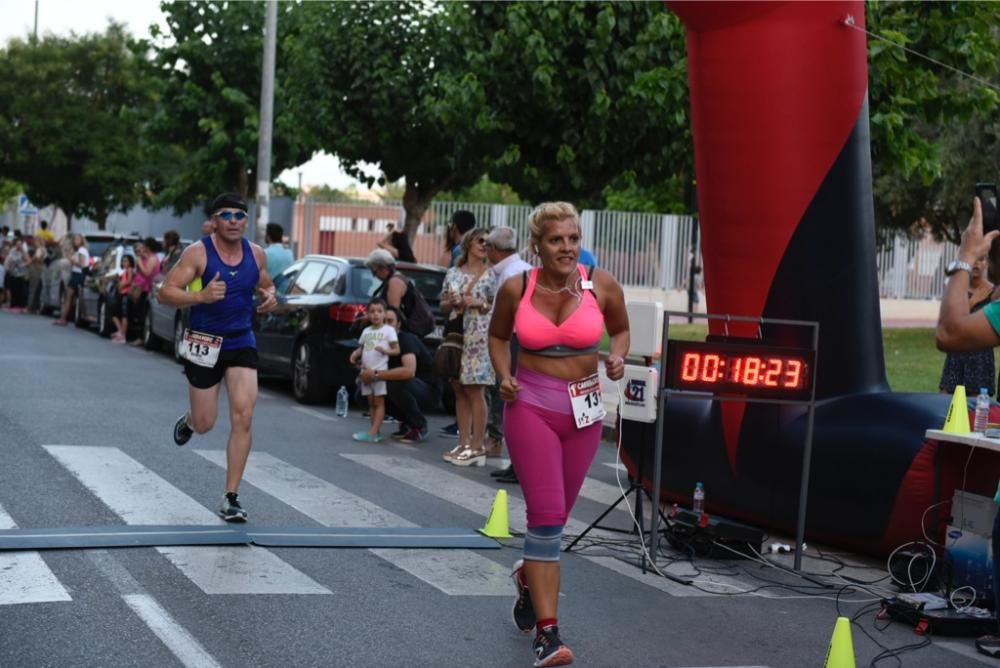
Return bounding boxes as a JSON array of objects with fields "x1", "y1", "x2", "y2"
[{"x1": 294, "y1": 198, "x2": 958, "y2": 299}]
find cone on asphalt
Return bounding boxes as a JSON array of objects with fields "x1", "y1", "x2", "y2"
[
  {"x1": 823, "y1": 617, "x2": 856, "y2": 668},
  {"x1": 479, "y1": 489, "x2": 512, "y2": 538},
  {"x1": 943, "y1": 384, "x2": 971, "y2": 434}
]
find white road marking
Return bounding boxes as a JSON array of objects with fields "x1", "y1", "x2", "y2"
[
  {"x1": 44, "y1": 445, "x2": 329, "y2": 596},
  {"x1": 194, "y1": 450, "x2": 512, "y2": 596},
  {"x1": 0, "y1": 503, "x2": 72, "y2": 605},
  {"x1": 90, "y1": 551, "x2": 222, "y2": 668}
]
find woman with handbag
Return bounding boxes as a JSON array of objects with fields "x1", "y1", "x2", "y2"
[{"x1": 439, "y1": 228, "x2": 497, "y2": 466}]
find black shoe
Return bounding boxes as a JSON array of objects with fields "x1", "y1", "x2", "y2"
[
  {"x1": 511, "y1": 560, "x2": 536, "y2": 634},
  {"x1": 219, "y1": 492, "x2": 247, "y2": 522},
  {"x1": 977, "y1": 634, "x2": 1000, "y2": 657},
  {"x1": 533, "y1": 625, "x2": 574, "y2": 667},
  {"x1": 496, "y1": 468, "x2": 519, "y2": 484},
  {"x1": 390, "y1": 423, "x2": 410, "y2": 439},
  {"x1": 491, "y1": 464, "x2": 514, "y2": 478},
  {"x1": 173, "y1": 414, "x2": 193, "y2": 446},
  {"x1": 439, "y1": 422, "x2": 459, "y2": 437}
]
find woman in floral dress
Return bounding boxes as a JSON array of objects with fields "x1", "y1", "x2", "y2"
[{"x1": 440, "y1": 228, "x2": 497, "y2": 467}]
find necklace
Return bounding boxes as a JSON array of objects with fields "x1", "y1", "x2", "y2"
[{"x1": 535, "y1": 272, "x2": 582, "y2": 301}]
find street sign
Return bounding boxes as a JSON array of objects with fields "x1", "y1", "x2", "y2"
[{"x1": 17, "y1": 194, "x2": 38, "y2": 216}]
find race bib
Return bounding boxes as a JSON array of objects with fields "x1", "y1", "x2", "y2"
[
  {"x1": 568, "y1": 373, "x2": 605, "y2": 429},
  {"x1": 179, "y1": 329, "x2": 223, "y2": 368}
]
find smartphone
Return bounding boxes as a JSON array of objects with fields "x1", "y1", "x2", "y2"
[{"x1": 976, "y1": 182, "x2": 999, "y2": 234}]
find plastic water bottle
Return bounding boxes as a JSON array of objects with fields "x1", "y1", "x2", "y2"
[
  {"x1": 693, "y1": 482, "x2": 705, "y2": 515},
  {"x1": 974, "y1": 387, "x2": 990, "y2": 433},
  {"x1": 336, "y1": 386, "x2": 349, "y2": 418}
]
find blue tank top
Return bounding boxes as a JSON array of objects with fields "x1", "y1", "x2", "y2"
[{"x1": 190, "y1": 236, "x2": 259, "y2": 351}]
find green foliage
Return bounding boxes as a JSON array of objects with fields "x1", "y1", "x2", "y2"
[
  {"x1": 284, "y1": 1, "x2": 492, "y2": 237},
  {"x1": 443, "y1": 1, "x2": 692, "y2": 207},
  {"x1": 0, "y1": 179, "x2": 23, "y2": 206},
  {"x1": 148, "y1": 1, "x2": 311, "y2": 212},
  {"x1": 867, "y1": 1, "x2": 1000, "y2": 239},
  {"x1": 0, "y1": 25, "x2": 155, "y2": 228},
  {"x1": 437, "y1": 175, "x2": 524, "y2": 205}
]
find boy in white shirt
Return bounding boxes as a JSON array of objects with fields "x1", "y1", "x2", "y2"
[{"x1": 349, "y1": 298, "x2": 399, "y2": 442}]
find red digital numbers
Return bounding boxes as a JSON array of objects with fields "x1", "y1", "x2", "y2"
[{"x1": 673, "y1": 351, "x2": 807, "y2": 392}]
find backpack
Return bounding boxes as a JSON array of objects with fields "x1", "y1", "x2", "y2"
[{"x1": 376, "y1": 272, "x2": 435, "y2": 338}]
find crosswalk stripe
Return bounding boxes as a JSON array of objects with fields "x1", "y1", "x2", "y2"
[
  {"x1": 194, "y1": 450, "x2": 513, "y2": 596},
  {"x1": 342, "y1": 454, "x2": 624, "y2": 540},
  {"x1": 0, "y1": 503, "x2": 72, "y2": 605},
  {"x1": 291, "y1": 406, "x2": 337, "y2": 422},
  {"x1": 44, "y1": 445, "x2": 329, "y2": 596}
]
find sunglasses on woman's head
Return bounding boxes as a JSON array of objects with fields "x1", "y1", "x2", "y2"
[{"x1": 216, "y1": 210, "x2": 248, "y2": 222}]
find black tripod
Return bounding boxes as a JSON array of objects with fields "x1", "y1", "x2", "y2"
[{"x1": 564, "y1": 419, "x2": 674, "y2": 574}]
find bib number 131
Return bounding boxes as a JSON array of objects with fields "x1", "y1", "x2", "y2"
[{"x1": 568, "y1": 373, "x2": 606, "y2": 429}]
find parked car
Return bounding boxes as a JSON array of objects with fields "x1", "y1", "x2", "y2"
[
  {"x1": 39, "y1": 233, "x2": 138, "y2": 319},
  {"x1": 76, "y1": 239, "x2": 142, "y2": 336},
  {"x1": 255, "y1": 256, "x2": 446, "y2": 404},
  {"x1": 141, "y1": 239, "x2": 194, "y2": 356}
]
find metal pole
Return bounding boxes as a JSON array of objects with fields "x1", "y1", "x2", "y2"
[
  {"x1": 647, "y1": 316, "x2": 671, "y2": 567},
  {"x1": 255, "y1": 0, "x2": 278, "y2": 244},
  {"x1": 793, "y1": 323, "x2": 820, "y2": 571},
  {"x1": 33, "y1": 0, "x2": 39, "y2": 39}
]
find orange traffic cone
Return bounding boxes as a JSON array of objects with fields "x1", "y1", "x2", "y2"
[{"x1": 943, "y1": 385, "x2": 970, "y2": 434}]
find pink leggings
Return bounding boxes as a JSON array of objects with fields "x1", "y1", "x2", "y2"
[{"x1": 503, "y1": 368, "x2": 603, "y2": 528}]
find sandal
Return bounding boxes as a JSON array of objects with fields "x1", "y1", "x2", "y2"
[
  {"x1": 451, "y1": 446, "x2": 486, "y2": 467},
  {"x1": 484, "y1": 436, "x2": 505, "y2": 458},
  {"x1": 443, "y1": 443, "x2": 466, "y2": 462}
]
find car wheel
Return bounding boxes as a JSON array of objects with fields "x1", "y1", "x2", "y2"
[
  {"x1": 143, "y1": 308, "x2": 162, "y2": 351},
  {"x1": 97, "y1": 299, "x2": 111, "y2": 337},
  {"x1": 292, "y1": 340, "x2": 329, "y2": 405},
  {"x1": 173, "y1": 317, "x2": 185, "y2": 363}
]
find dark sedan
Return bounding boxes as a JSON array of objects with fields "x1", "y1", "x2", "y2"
[{"x1": 256, "y1": 255, "x2": 445, "y2": 404}]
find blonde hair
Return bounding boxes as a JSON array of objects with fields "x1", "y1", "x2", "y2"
[
  {"x1": 456, "y1": 227, "x2": 489, "y2": 267},
  {"x1": 527, "y1": 202, "x2": 580, "y2": 247}
]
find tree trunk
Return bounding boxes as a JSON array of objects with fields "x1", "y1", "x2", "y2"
[
  {"x1": 401, "y1": 183, "x2": 439, "y2": 244},
  {"x1": 235, "y1": 165, "x2": 249, "y2": 199}
]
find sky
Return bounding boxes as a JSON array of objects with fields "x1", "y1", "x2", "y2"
[{"x1": 0, "y1": 0, "x2": 365, "y2": 192}]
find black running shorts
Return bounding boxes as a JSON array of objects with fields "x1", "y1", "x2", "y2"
[{"x1": 183, "y1": 347, "x2": 258, "y2": 389}]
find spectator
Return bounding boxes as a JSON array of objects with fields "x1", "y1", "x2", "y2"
[
  {"x1": 349, "y1": 297, "x2": 399, "y2": 442},
  {"x1": 53, "y1": 233, "x2": 89, "y2": 326},
  {"x1": 939, "y1": 253, "x2": 996, "y2": 396},
  {"x1": 578, "y1": 247, "x2": 598, "y2": 268},
  {"x1": 265, "y1": 222, "x2": 294, "y2": 277},
  {"x1": 111, "y1": 254, "x2": 136, "y2": 343},
  {"x1": 26, "y1": 236, "x2": 47, "y2": 313},
  {"x1": 35, "y1": 220, "x2": 54, "y2": 243},
  {"x1": 377, "y1": 225, "x2": 417, "y2": 263},
  {"x1": 127, "y1": 238, "x2": 161, "y2": 344},
  {"x1": 934, "y1": 197, "x2": 1000, "y2": 659},
  {"x1": 440, "y1": 228, "x2": 497, "y2": 466},
  {"x1": 161, "y1": 230, "x2": 183, "y2": 274},
  {"x1": 364, "y1": 248, "x2": 436, "y2": 338},
  {"x1": 485, "y1": 226, "x2": 534, "y2": 482},
  {"x1": 437, "y1": 210, "x2": 476, "y2": 268},
  {"x1": 357, "y1": 305, "x2": 439, "y2": 443},
  {"x1": 201, "y1": 219, "x2": 215, "y2": 237},
  {"x1": 2, "y1": 236, "x2": 30, "y2": 312}
]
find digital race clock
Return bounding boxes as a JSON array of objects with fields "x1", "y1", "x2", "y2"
[{"x1": 664, "y1": 338, "x2": 815, "y2": 400}]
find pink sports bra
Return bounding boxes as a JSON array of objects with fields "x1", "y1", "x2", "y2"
[{"x1": 515, "y1": 265, "x2": 603, "y2": 357}]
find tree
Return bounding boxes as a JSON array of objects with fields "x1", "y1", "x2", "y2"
[
  {"x1": 437, "y1": 175, "x2": 524, "y2": 205},
  {"x1": 0, "y1": 25, "x2": 155, "y2": 229},
  {"x1": 866, "y1": 1, "x2": 1000, "y2": 240},
  {"x1": 442, "y1": 2, "x2": 692, "y2": 209},
  {"x1": 283, "y1": 1, "x2": 495, "y2": 240},
  {"x1": 148, "y1": 1, "x2": 311, "y2": 212}
]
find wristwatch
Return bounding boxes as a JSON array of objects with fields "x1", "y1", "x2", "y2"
[
  {"x1": 373, "y1": 369, "x2": 379, "y2": 379},
  {"x1": 946, "y1": 260, "x2": 973, "y2": 276}
]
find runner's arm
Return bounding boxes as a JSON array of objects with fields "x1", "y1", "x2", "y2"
[{"x1": 159, "y1": 243, "x2": 208, "y2": 307}]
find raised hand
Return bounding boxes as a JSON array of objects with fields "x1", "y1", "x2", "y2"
[{"x1": 200, "y1": 272, "x2": 226, "y2": 304}]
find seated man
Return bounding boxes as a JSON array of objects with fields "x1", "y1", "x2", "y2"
[{"x1": 357, "y1": 305, "x2": 439, "y2": 443}]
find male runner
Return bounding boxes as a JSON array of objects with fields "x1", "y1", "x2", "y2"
[{"x1": 159, "y1": 192, "x2": 277, "y2": 521}]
